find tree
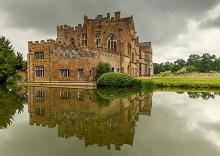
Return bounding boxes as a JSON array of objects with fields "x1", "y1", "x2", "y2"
[
  {"x1": 213, "y1": 57, "x2": 220, "y2": 71},
  {"x1": 187, "y1": 54, "x2": 201, "y2": 70},
  {"x1": 198, "y1": 53, "x2": 216, "y2": 72},
  {"x1": 0, "y1": 36, "x2": 25, "y2": 83},
  {"x1": 95, "y1": 62, "x2": 111, "y2": 80}
]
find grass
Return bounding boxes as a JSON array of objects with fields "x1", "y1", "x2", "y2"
[{"x1": 139, "y1": 76, "x2": 220, "y2": 89}]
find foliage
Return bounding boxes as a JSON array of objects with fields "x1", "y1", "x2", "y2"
[
  {"x1": 97, "y1": 72, "x2": 142, "y2": 88},
  {"x1": 96, "y1": 88, "x2": 141, "y2": 100},
  {"x1": 0, "y1": 36, "x2": 26, "y2": 83},
  {"x1": 95, "y1": 62, "x2": 111, "y2": 81},
  {"x1": 186, "y1": 65, "x2": 195, "y2": 73},
  {"x1": 154, "y1": 53, "x2": 220, "y2": 74},
  {"x1": 0, "y1": 85, "x2": 27, "y2": 129}
]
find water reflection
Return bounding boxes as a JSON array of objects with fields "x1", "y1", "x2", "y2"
[
  {"x1": 28, "y1": 87, "x2": 152, "y2": 150},
  {"x1": 187, "y1": 92, "x2": 220, "y2": 100},
  {"x1": 0, "y1": 85, "x2": 27, "y2": 129},
  {"x1": 177, "y1": 92, "x2": 220, "y2": 100}
]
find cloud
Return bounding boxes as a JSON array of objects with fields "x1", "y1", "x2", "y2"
[{"x1": 0, "y1": 0, "x2": 219, "y2": 61}]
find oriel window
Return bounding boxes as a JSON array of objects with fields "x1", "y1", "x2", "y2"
[
  {"x1": 96, "y1": 32, "x2": 101, "y2": 47},
  {"x1": 35, "y1": 66, "x2": 44, "y2": 77},
  {"x1": 82, "y1": 33, "x2": 87, "y2": 47},
  {"x1": 35, "y1": 52, "x2": 44, "y2": 59},
  {"x1": 60, "y1": 69, "x2": 70, "y2": 77}
]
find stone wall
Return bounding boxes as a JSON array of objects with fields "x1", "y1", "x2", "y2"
[{"x1": 28, "y1": 12, "x2": 153, "y2": 82}]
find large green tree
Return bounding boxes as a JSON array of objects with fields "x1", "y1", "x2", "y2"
[{"x1": 0, "y1": 36, "x2": 25, "y2": 83}]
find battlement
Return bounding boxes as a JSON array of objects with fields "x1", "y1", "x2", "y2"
[
  {"x1": 28, "y1": 39, "x2": 57, "y2": 46},
  {"x1": 57, "y1": 25, "x2": 71, "y2": 30},
  {"x1": 139, "y1": 42, "x2": 152, "y2": 47}
]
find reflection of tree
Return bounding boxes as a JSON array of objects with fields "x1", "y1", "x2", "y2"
[
  {"x1": 187, "y1": 92, "x2": 218, "y2": 100},
  {"x1": 0, "y1": 85, "x2": 27, "y2": 129}
]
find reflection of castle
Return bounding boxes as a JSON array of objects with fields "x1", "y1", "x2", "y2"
[{"x1": 28, "y1": 87, "x2": 152, "y2": 150}]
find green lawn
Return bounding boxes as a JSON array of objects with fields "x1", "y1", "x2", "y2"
[{"x1": 139, "y1": 76, "x2": 220, "y2": 89}]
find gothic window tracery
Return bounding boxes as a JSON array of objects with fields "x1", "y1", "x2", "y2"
[{"x1": 107, "y1": 34, "x2": 117, "y2": 53}]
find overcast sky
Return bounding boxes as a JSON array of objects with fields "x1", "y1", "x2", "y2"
[{"x1": 0, "y1": 0, "x2": 220, "y2": 62}]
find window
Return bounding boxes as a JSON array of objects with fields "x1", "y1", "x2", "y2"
[
  {"x1": 111, "y1": 68, "x2": 114, "y2": 72},
  {"x1": 35, "y1": 108, "x2": 45, "y2": 116},
  {"x1": 82, "y1": 33, "x2": 87, "y2": 47},
  {"x1": 139, "y1": 63, "x2": 142, "y2": 76},
  {"x1": 60, "y1": 90, "x2": 69, "y2": 99},
  {"x1": 35, "y1": 66, "x2": 44, "y2": 77},
  {"x1": 35, "y1": 90, "x2": 44, "y2": 101},
  {"x1": 96, "y1": 32, "x2": 101, "y2": 47},
  {"x1": 107, "y1": 34, "x2": 117, "y2": 53},
  {"x1": 127, "y1": 65, "x2": 130, "y2": 74},
  {"x1": 127, "y1": 43, "x2": 131, "y2": 56},
  {"x1": 132, "y1": 53, "x2": 135, "y2": 63},
  {"x1": 77, "y1": 90, "x2": 84, "y2": 101},
  {"x1": 70, "y1": 38, "x2": 75, "y2": 46},
  {"x1": 144, "y1": 64, "x2": 148, "y2": 75},
  {"x1": 35, "y1": 52, "x2": 44, "y2": 59},
  {"x1": 77, "y1": 69, "x2": 83, "y2": 78},
  {"x1": 60, "y1": 69, "x2": 70, "y2": 77},
  {"x1": 144, "y1": 53, "x2": 147, "y2": 60}
]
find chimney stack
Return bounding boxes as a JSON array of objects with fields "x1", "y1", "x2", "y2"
[
  {"x1": 107, "y1": 13, "x2": 110, "y2": 19},
  {"x1": 115, "y1": 11, "x2": 121, "y2": 20}
]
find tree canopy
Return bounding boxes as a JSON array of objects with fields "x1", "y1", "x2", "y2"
[
  {"x1": 0, "y1": 36, "x2": 26, "y2": 83},
  {"x1": 154, "y1": 53, "x2": 220, "y2": 74}
]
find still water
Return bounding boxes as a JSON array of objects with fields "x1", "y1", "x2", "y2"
[{"x1": 0, "y1": 86, "x2": 220, "y2": 156}]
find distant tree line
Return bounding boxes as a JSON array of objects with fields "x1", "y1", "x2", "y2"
[
  {"x1": 0, "y1": 36, "x2": 27, "y2": 83},
  {"x1": 154, "y1": 53, "x2": 220, "y2": 74}
]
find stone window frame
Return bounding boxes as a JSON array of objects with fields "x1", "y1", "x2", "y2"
[
  {"x1": 35, "y1": 89, "x2": 44, "y2": 101},
  {"x1": 107, "y1": 34, "x2": 117, "y2": 53},
  {"x1": 59, "y1": 90, "x2": 70, "y2": 99},
  {"x1": 60, "y1": 69, "x2": 70, "y2": 78},
  {"x1": 35, "y1": 107, "x2": 45, "y2": 116},
  {"x1": 35, "y1": 66, "x2": 44, "y2": 77},
  {"x1": 96, "y1": 31, "x2": 101, "y2": 47},
  {"x1": 127, "y1": 43, "x2": 131, "y2": 56},
  {"x1": 82, "y1": 33, "x2": 87, "y2": 47},
  {"x1": 34, "y1": 52, "x2": 44, "y2": 59}
]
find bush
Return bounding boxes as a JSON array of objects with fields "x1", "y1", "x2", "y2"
[
  {"x1": 97, "y1": 72, "x2": 141, "y2": 88},
  {"x1": 141, "y1": 79, "x2": 155, "y2": 91},
  {"x1": 186, "y1": 65, "x2": 195, "y2": 73},
  {"x1": 95, "y1": 62, "x2": 111, "y2": 81}
]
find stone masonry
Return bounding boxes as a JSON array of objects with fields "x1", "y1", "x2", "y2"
[{"x1": 27, "y1": 11, "x2": 153, "y2": 82}]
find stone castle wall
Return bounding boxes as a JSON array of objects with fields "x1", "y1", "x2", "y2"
[{"x1": 28, "y1": 12, "x2": 153, "y2": 82}]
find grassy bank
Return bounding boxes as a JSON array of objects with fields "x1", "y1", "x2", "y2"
[
  {"x1": 140, "y1": 77, "x2": 220, "y2": 89},
  {"x1": 97, "y1": 72, "x2": 220, "y2": 90}
]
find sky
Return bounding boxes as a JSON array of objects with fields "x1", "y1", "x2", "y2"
[{"x1": 0, "y1": 0, "x2": 220, "y2": 63}]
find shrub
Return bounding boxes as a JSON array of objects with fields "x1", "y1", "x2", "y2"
[
  {"x1": 95, "y1": 62, "x2": 111, "y2": 81},
  {"x1": 97, "y1": 72, "x2": 141, "y2": 88},
  {"x1": 186, "y1": 65, "x2": 195, "y2": 73},
  {"x1": 141, "y1": 79, "x2": 155, "y2": 91}
]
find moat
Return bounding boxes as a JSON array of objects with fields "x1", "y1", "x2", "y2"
[{"x1": 1, "y1": 86, "x2": 220, "y2": 156}]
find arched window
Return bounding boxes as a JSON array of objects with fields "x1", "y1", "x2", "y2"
[
  {"x1": 70, "y1": 38, "x2": 75, "y2": 46},
  {"x1": 107, "y1": 34, "x2": 117, "y2": 53}
]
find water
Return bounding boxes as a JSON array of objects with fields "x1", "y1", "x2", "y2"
[{"x1": 0, "y1": 86, "x2": 220, "y2": 156}]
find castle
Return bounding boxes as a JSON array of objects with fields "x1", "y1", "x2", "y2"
[{"x1": 27, "y1": 11, "x2": 153, "y2": 82}]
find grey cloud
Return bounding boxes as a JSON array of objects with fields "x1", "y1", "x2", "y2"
[
  {"x1": 0, "y1": 0, "x2": 219, "y2": 44},
  {"x1": 200, "y1": 16, "x2": 220, "y2": 28}
]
